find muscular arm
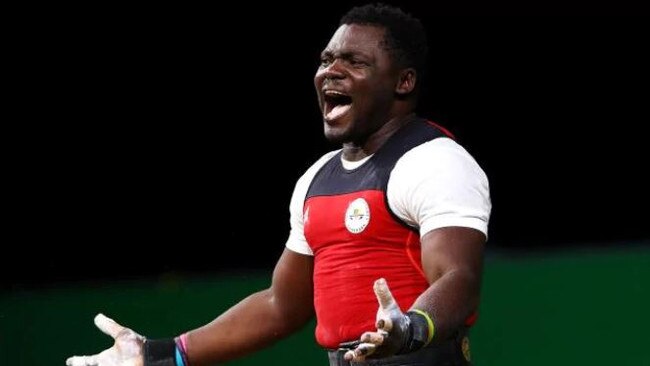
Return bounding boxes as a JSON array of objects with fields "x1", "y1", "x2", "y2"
[
  {"x1": 411, "y1": 226, "x2": 485, "y2": 342},
  {"x1": 184, "y1": 249, "x2": 314, "y2": 365}
]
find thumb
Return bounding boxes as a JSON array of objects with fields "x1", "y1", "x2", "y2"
[
  {"x1": 94, "y1": 313, "x2": 126, "y2": 339},
  {"x1": 373, "y1": 278, "x2": 396, "y2": 310}
]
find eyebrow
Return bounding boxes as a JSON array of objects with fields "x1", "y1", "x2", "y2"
[{"x1": 321, "y1": 49, "x2": 372, "y2": 60}]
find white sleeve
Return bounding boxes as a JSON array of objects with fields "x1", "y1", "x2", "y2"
[
  {"x1": 387, "y1": 137, "x2": 491, "y2": 238},
  {"x1": 285, "y1": 150, "x2": 340, "y2": 255}
]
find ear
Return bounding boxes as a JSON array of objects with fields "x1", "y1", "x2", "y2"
[{"x1": 395, "y1": 68, "x2": 416, "y2": 96}]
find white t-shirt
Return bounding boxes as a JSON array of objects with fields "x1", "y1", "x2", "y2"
[{"x1": 285, "y1": 137, "x2": 491, "y2": 256}]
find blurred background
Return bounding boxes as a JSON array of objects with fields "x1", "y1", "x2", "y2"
[{"x1": 2, "y1": 2, "x2": 649, "y2": 365}]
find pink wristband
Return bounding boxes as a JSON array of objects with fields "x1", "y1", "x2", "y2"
[
  {"x1": 174, "y1": 333, "x2": 190, "y2": 366},
  {"x1": 178, "y1": 333, "x2": 189, "y2": 354}
]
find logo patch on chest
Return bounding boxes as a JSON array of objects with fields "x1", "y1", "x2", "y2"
[{"x1": 344, "y1": 198, "x2": 371, "y2": 234}]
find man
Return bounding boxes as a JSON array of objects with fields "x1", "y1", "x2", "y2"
[{"x1": 67, "y1": 4, "x2": 491, "y2": 366}]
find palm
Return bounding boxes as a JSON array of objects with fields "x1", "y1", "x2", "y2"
[{"x1": 66, "y1": 314, "x2": 145, "y2": 366}]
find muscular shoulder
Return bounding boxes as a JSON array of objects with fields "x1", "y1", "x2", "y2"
[
  {"x1": 392, "y1": 137, "x2": 485, "y2": 178},
  {"x1": 387, "y1": 137, "x2": 491, "y2": 237}
]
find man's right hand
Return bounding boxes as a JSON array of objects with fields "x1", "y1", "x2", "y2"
[{"x1": 66, "y1": 314, "x2": 145, "y2": 366}]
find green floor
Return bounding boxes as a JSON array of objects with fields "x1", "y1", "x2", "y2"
[{"x1": 2, "y1": 246, "x2": 649, "y2": 365}]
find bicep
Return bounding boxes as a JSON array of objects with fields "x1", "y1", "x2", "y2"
[
  {"x1": 270, "y1": 249, "x2": 314, "y2": 323},
  {"x1": 420, "y1": 227, "x2": 485, "y2": 283}
]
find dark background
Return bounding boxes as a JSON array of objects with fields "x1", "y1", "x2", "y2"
[{"x1": 8, "y1": 5, "x2": 649, "y2": 289}]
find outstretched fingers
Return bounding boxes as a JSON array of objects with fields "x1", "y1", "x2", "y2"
[
  {"x1": 94, "y1": 313, "x2": 126, "y2": 339},
  {"x1": 344, "y1": 343, "x2": 377, "y2": 361},
  {"x1": 343, "y1": 278, "x2": 403, "y2": 361},
  {"x1": 66, "y1": 355, "x2": 98, "y2": 366}
]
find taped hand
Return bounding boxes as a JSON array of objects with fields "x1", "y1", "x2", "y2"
[{"x1": 344, "y1": 278, "x2": 432, "y2": 362}]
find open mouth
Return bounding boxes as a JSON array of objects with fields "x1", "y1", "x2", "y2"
[{"x1": 323, "y1": 90, "x2": 352, "y2": 122}]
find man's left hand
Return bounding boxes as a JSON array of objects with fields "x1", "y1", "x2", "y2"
[{"x1": 344, "y1": 278, "x2": 413, "y2": 361}]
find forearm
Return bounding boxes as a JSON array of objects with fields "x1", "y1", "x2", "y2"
[
  {"x1": 411, "y1": 268, "x2": 481, "y2": 342},
  {"x1": 183, "y1": 289, "x2": 309, "y2": 365}
]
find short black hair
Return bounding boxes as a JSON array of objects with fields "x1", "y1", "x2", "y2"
[{"x1": 340, "y1": 3, "x2": 428, "y2": 77}]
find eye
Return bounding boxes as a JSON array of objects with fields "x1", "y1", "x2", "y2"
[
  {"x1": 320, "y1": 56, "x2": 332, "y2": 67},
  {"x1": 350, "y1": 58, "x2": 368, "y2": 67}
]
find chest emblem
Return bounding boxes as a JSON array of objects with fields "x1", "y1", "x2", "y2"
[{"x1": 344, "y1": 198, "x2": 371, "y2": 234}]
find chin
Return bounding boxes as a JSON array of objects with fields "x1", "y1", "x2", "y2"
[{"x1": 323, "y1": 123, "x2": 352, "y2": 144}]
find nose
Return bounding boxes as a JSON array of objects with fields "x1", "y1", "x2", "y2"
[{"x1": 317, "y1": 59, "x2": 345, "y2": 81}]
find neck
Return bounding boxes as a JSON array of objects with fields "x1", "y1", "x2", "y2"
[{"x1": 341, "y1": 112, "x2": 415, "y2": 161}]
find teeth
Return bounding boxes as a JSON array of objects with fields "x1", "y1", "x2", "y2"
[{"x1": 324, "y1": 90, "x2": 347, "y2": 96}]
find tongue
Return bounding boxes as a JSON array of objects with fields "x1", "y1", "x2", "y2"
[{"x1": 326, "y1": 104, "x2": 351, "y2": 121}]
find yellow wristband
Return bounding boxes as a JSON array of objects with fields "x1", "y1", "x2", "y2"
[{"x1": 411, "y1": 309, "x2": 435, "y2": 345}]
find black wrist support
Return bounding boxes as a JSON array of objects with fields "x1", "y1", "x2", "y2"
[
  {"x1": 404, "y1": 310, "x2": 431, "y2": 353},
  {"x1": 143, "y1": 338, "x2": 177, "y2": 366}
]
